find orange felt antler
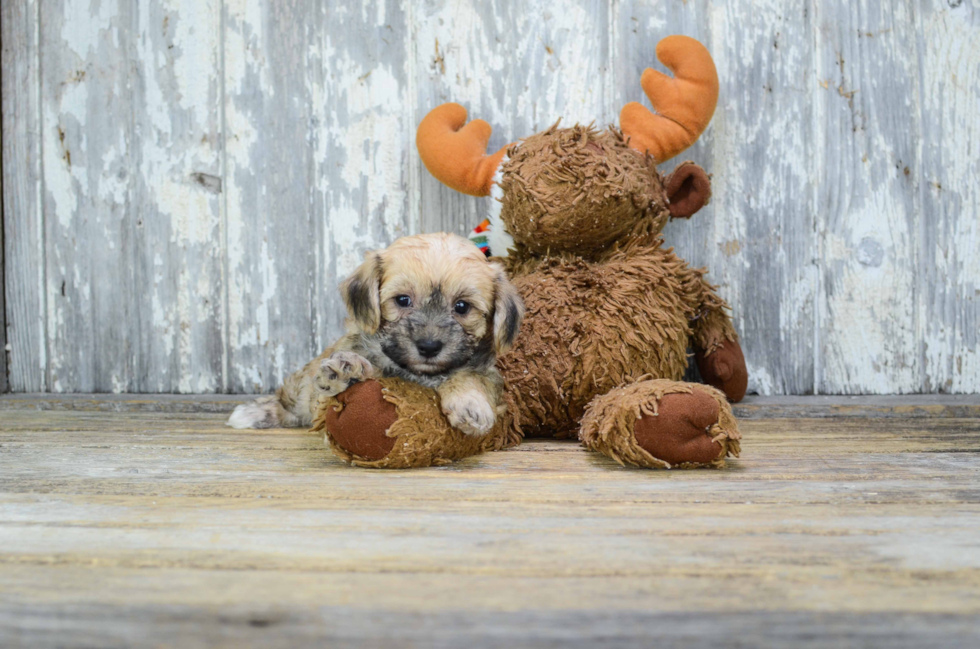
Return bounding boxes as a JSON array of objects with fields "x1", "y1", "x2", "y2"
[
  {"x1": 416, "y1": 103, "x2": 511, "y2": 196},
  {"x1": 620, "y1": 35, "x2": 719, "y2": 163}
]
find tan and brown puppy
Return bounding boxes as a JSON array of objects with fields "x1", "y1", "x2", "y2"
[{"x1": 227, "y1": 233, "x2": 524, "y2": 436}]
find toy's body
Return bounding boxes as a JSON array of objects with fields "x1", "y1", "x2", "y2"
[
  {"x1": 316, "y1": 36, "x2": 749, "y2": 469},
  {"x1": 499, "y1": 232, "x2": 736, "y2": 441}
]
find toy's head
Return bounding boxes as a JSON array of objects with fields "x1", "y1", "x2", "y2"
[{"x1": 417, "y1": 36, "x2": 718, "y2": 257}]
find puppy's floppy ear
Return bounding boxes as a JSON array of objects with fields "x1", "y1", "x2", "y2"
[
  {"x1": 490, "y1": 262, "x2": 524, "y2": 356},
  {"x1": 340, "y1": 251, "x2": 383, "y2": 334}
]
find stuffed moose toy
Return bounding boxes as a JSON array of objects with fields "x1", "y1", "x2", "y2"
[{"x1": 315, "y1": 35, "x2": 749, "y2": 469}]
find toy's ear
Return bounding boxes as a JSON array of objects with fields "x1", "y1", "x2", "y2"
[
  {"x1": 490, "y1": 262, "x2": 524, "y2": 356},
  {"x1": 665, "y1": 161, "x2": 711, "y2": 219},
  {"x1": 340, "y1": 251, "x2": 383, "y2": 334}
]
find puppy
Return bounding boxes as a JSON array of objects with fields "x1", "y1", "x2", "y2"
[{"x1": 227, "y1": 233, "x2": 524, "y2": 436}]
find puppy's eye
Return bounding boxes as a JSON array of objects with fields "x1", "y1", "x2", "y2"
[
  {"x1": 454, "y1": 300, "x2": 470, "y2": 315},
  {"x1": 395, "y1": 295, "x2": 412, "y2": 308}
]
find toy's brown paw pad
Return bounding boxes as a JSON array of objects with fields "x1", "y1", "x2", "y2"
[
  {"x1": 696, "y1": 339, "x2": 748, "y2": 403},
  {"x1": 323, "y1": 380, "x2": 397, "y2": 461},
  {"x1": 634, "y1": 392, "x2": 723, "y2": 465}
]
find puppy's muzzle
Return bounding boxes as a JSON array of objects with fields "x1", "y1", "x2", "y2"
[{"x1": 415, "y1": 338, "x2": 444, "y2": 358}]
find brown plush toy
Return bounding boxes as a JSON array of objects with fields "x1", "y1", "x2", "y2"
[{"x1": 315, "y1": 35, "x2": 748, "y2": 469}]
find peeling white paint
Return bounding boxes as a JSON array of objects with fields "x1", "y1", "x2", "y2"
[
  {"x1": 814, "y1": 1, "x2": 924, "y2": 394},
  {"x1": 917, "y1": 1, "x2": 980, "y2": 394},
  {"x1": 61, "y1": 0, "x2": 117, "y2": 58},
  {"x1": 324, "y1": 63, "x2": 409, "y2": 263}
]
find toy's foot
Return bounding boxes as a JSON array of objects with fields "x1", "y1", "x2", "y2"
[
  {"x1": 696, "y1": 338, "x2": 748, "y2": 402},
  {"x1": 580, "y1": 379, "x2": 741, "y2": 468},
  {"x1": 633, "y1": 391, "x2": 726, "y2": 465},
  {"x1": 313, "y1": 378, "x2": 507, "y2": 469},
  {"x1": 319, "y1": 380, "x2": 398, "y2": 460}
]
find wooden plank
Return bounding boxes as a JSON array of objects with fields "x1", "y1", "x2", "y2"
[
  {"x1": 413, "y1": 0, "x2": 612, "y2": 236},
  {"x1": 2, "y1": 419, "x2": 980, "y2": 497},
  {"x1": 0, "y1": 409, "x2": 979, "y2": 645},
  {"x1": 310, "y1": 0, "x2": 415, "y2": 352},
  {"x1": 613, "y1": 1, "x2": 816, "y2": 395},
  {"x1": 36, "y1": 0, "x2": 223, "y2": 392},
  {"x1": 2, "y1": 392, "x2": 979, "y2": 417},
  {"x1": 735, "y1": 394, "x2": 980, "y2": 419},
  {"x1": 710, "y1": 0, "x2": 815, "y2": 395},
  {"x1": 0, "y1": 1, "x2": 4, "y2": 394},
  {"x1": 223, "y1": 0, "x2": 415, "y2": 392},
  {"x1": 223, "y1": 0, "x2": 321, "y2": 393},
  {"x1": 916, "y1": 0, "x2": 980, "y2": 393},
  {"x1": 130, "y1": 1, "x2": 225, "y2": 392},
  {"x1": 0, "y1": 58, "x2": 5, "y2": 393},
  {"x1": 0, "y1": 392, "x2": 251, "y2": 412},
  {"x1": 38, "y1": 0, "x2": 137, "y2": 391},
  {"x1": 0, "y1": 595, "x2": 976, "y2": 649},
  {"x1": 813, "y1": 0, "x2": 922, "y2": 393},
  {"x1": 1, "y1": 0, "x2": 45, "y2": 392},
  {"x1": 2, "y1": 494, "x2": 980, "y2": 575}
]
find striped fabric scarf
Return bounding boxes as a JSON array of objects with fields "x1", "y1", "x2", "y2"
[{"x1": 468, "y1": 218, "x2": 492, "y2": 257}]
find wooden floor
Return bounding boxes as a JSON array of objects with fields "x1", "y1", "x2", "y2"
[{"x1": 1, "y1": 395, "x2": 979, "y2": 648}]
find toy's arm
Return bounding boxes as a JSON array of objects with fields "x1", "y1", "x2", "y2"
[{"x1": 690, "y1": 281, "x2": 748, "y2": 402}]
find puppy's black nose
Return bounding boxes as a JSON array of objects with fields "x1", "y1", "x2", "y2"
[{"x1": 415, "y1": 339, "x2": 443, "y2": 358}]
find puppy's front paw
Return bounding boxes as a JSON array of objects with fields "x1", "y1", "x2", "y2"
[
  {"x1": 441, "y1": 391, "x2": 496, "y2": 437},
  {"x1": 315, "y1": 351, "x2": 374, "y2": 397}
]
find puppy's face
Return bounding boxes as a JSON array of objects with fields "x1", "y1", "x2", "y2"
[{"x1": 340, "y1": 233, "x2": 523, "y2": 377}]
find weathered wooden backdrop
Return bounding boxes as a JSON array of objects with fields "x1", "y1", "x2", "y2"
[{"x1": 2, "y1": 0, "x2": 978, "y2": 395}]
